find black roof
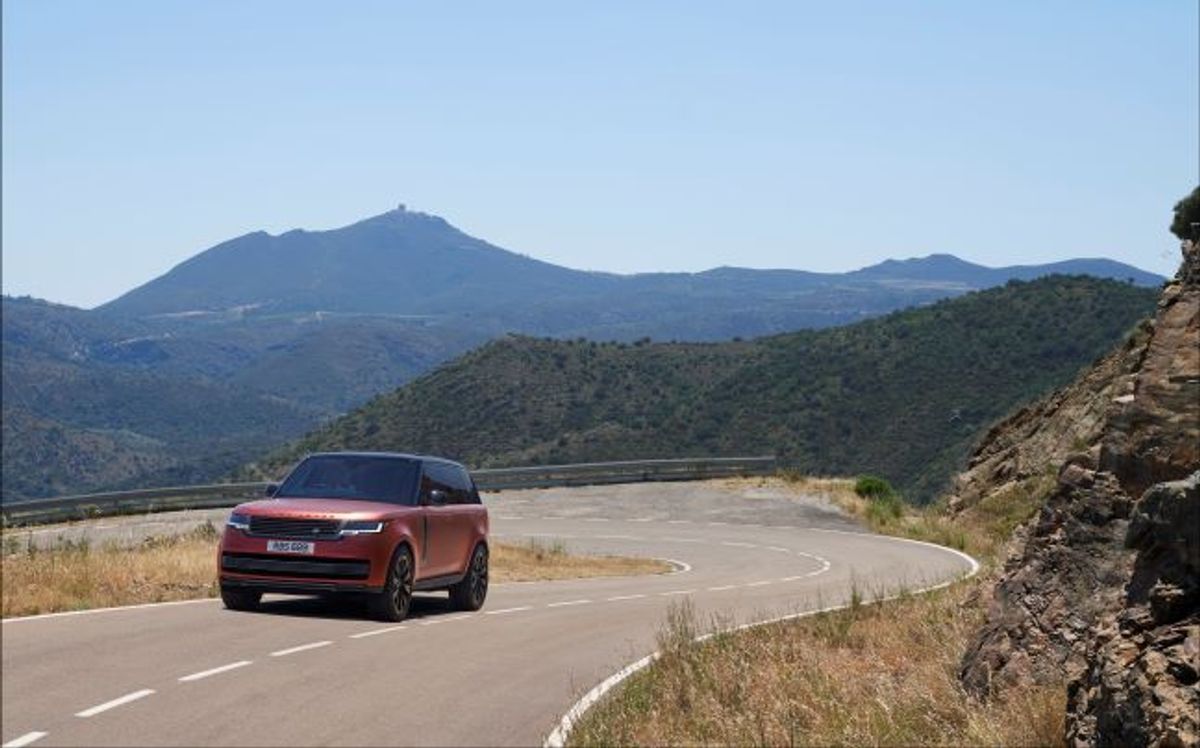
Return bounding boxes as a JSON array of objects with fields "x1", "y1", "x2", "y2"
[{"x1": 304, "y1": 451, "x2": 465, "y2": 468}]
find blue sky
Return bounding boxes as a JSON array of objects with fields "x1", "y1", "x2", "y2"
[{"x1": 3, "y1": 1, "x2": 1196, "y2": 308}]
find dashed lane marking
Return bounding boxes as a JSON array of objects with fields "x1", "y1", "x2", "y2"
[
  {"x1": 606, "y1": 594, "x2": 646, "y2": 601},
  {"x1": 746, "y1": 580, "x2": 773, "y2": 587},
  {"x1": 707, "y1": 585, "x2": 737, "y2": 592},
  {"x1": 485, "y1": 606, "x2": 532, "y2": 615},
  {"x1": 178, "y1": 660, "x2": 252, "y2": 682},
  {"x1": 269, "y1": 641, "x2": 332, "y2": 657},
  {"x1": 658, "y1": 590, "x2": 695, "y2": 597},
  {"x1": 75, "y1": 689, "x2": 155, "y2": 718},
  {"x1": 349, "y1": 626, "x2": 407, "y2": 639},
  {"x1": 2, "y1": 732, "x2": 47, "y2": 748},
  {"x1": 547, "y1": 599, "x2": 592, "y2": 608}
]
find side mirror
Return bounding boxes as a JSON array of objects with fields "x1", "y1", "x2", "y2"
[
  {"x1": 264, "y1": 483, "x2": 279, "y2": 497},
  {"x1": 424, "y1": 489, "x2": 448, "y2": 506}
]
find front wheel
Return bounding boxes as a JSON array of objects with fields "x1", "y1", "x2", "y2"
[
  {"x1": 449, "y1": 544, "x2": 488, "y2": 611},
  {"x1": 368, "y1": 545, "x2": 414, "y2": 622},
  {"x1": 220, "y1": 586, "x2": 261, "y2": 611}
]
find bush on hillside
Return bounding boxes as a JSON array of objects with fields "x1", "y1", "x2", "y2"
[
  {"x1": 855, "y1": 475, "x2": 895, "y2": 499},
  {"x1": 1170, "y1": 186, "x2": 1200, "y2": 240}
]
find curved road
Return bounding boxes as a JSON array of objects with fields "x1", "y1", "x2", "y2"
[{"x1": 1, "y1": 481, "x2": 974, "y2": 747}]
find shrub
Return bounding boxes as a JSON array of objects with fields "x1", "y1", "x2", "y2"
[
  {"x1": 1170, "y1": 186, "x2": 1200, "y2": 240},
  {"x1": 854, "y1": 475, "x2": 895, "y2": 499}
]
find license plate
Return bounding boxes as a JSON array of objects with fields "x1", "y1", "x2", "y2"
[{"x1": 266, "y1": 540, "x2": 315, "y2": 555}]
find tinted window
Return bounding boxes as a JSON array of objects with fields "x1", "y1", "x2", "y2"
[
  {"x1": 420, "y1": 462, "x2": 455, "y2": 504},
  {"x1": 276, "y1": 455, "x2": 420, "y2": 505},
  {"x1": 454, "y1": 466, "x2": 481, "y2": 504},
  {"x1": 422, "y1": 461, "x2": 474, "y2": 504}
]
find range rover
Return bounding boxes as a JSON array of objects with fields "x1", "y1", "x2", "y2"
[{"x1": 218, "y1": 452, "x2": 489, "y2": 621}]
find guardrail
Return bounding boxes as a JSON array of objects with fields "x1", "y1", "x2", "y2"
[{"x1": 0, "y1": 456, "x2": 777, "y2": 527}]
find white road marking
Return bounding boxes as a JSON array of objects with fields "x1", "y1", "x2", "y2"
[
  {"x1": 666, "y1": 520, "x2": 691, "y2": 524},
  {"x1": 594, "y1": 534, "x2": 642, "y2": 541},
  {"x1": 2, "y1": 732, "x2": 47, "y2": 748},
  {"x1": 269, "y1": 641, "x2": 332, "y2": 657},
  {"x1": 658, "y1": 589, "x2": 694, "y2": 597},
  {"x1": 707, "y1": 521, "x2": 729, "y2": 526},
  {"x1": 745, "y1": 580, "x2": 772, "y2": 588},
  {"x1": 707, "y1": 584, "x2": 737, "y2": 591},
  {"x1": 766, "y1": 546, "x2": 790, "y2": 553},
  {"x1": 494, "y1": 515, "x2": 524, "y2": 520},
  {"x1": 547, "y1": 599, "x2": 592, "y2": 608},
  {"x1": 443, "y1": 614, "x2": 473, "y2": 622},
  {"x1": 75, "y1": 689, "x2": 155, "y2": 718},
  {"x1": 582, "y1": 518, "x2": 610, "y2": 523},
  {"x1": 349, "y1": 625, "x2": 406, "y2": 639},
  {"x1": 606, "y1": 594, "x2": 646, "y2": 602},
  {"x1": 178, "y1": 660, "x2": 252, "y2": 682},
  {"x1": 627, "y1": 517, "x2": 655, "y2": 523},
  {"x1": 485, "y1": 606, "x2": 532, "y2": 615},
  {"x1": 778, "y1": 575, "x2": 806, "y2": 582},
  {"x1": 664, "y1": 558, "x2": 693, "y2": 574},
  {"x1": 2, "y1": 597, "x2": 218, "y2": 624},
  {"x1": 721, "y1": 541, "x2": 757, "y2": 548},
  {"x1": 661, "y1": 536, "x2": 703, "y2": 543}
]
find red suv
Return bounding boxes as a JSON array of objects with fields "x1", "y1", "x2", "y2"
[{"x1": 219, "y1": 452, "x2": 489, "y2": 621}]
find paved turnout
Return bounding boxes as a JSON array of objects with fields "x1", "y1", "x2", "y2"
[{"x1": 1, "y1": 481, "x2": 974, "y2": 747}]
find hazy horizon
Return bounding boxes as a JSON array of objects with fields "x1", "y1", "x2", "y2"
[{"x1": 3, "y1": 1, "x2": 1195, "y2": 308}]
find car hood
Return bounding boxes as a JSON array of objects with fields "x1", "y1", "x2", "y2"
[{"x1": 234, "y1": 498, "x2": 412, "y2": 520}]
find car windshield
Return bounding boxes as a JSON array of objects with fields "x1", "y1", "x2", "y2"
[{"x1": 275, "y1": 455, "x2": 421, "y2": 505}]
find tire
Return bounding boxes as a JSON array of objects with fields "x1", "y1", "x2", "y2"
[
  {"x1": 368, "y1": 544, "x2": 414, "y2": 622},
  {"x1": 221, "y1": 586, "x2": 262, "y2": 611},
  {"x1": 449, "y1": 544, "x2": 488, "y2": 612}
]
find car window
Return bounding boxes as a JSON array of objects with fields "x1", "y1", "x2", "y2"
[
  {"x1": 420, "y1": 462, "x2": 457, "y2": 504},
  {"x1": 454, "y1": 466, "x2": 481, "y2": 504},
  {"x1": 276, "y1": 455, "x2": 420, "y2": 505}
]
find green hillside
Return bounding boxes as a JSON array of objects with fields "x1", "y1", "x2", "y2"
[{"x1": 249, "y1": 276, "x2": 1158, "y2": 503}]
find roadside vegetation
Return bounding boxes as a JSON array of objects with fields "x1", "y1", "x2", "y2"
[
  {"x1": 569, "y1": 474, "x2": 1061, "y2": 747},
  {"x1": 571, "y1": 591, "x2": 1064, "y2": 747},
  {"x1": 0, "y1": 526, "x2": 669, "y2": 618}
]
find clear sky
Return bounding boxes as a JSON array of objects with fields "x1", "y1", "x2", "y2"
[{"x1": 3, "y1": 1, "x2": 1196, "y2": 309}]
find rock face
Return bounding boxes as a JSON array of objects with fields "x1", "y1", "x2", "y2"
[
  {"x1": 1067, "y1": 473, "x2": 1199, "y2": 747},
  {"x1": 958, "y1": 239, "x2": 1199, "y2": 746}
]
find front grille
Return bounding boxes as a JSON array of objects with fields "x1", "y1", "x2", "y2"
[
  {"x1": 222, "y1": 553, "x2": 370, "y2": 580},
  {"x1": 248, "y1": 516, "x2": 341, "y2": 539}
]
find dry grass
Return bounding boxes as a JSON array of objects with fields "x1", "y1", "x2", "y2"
[
  {"x1": 1, "y1": 527, "x2": 670, "y2": 618},
  {"x1": 571, "y1": 585, "x2": 1065, "y2": 747},
  {"x1": 2, "y1": 523, "x2": 223, "y2": 618},
  {"x1": 491, "y1": 538, "x2": 671, "y2": 583},
  {"x1": 568, "y1": 472, "x2": 1064, "y2": 747}
]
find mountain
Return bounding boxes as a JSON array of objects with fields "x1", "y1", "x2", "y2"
[
  {"x1": 0, "y1": 296, "x2": 487, "y2": 499},
  {"x1": 246, "y1": 276, "x2": 1159, "y2": 503},
  {"x1": 101, "y1": 206, "x2": 1162, "y2": 342}
]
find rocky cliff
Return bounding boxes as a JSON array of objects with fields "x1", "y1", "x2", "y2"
[{"x1": 955, "y1": 239, "x2": 1199, "y2": 746}]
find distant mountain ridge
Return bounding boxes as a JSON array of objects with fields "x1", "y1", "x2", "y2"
[{"x1": 101, "y1": 206, "x2": 1162, "y2": 335}]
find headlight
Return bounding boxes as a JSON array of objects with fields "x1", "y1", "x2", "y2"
[
  {"x1": 227, "y1": 512, "x2": 251, "y2": 531},
  {"x1": 340, "y1": 520, "x2": 385, "y2": 536}
]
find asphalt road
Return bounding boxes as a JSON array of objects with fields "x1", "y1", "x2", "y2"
[{"x1": 1, "y1": 481, "x2": 975, "y2": 747}]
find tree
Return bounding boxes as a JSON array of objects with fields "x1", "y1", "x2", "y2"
[{"x1": 1169, "y1": 186, "x2": 1200, "y2": 240}]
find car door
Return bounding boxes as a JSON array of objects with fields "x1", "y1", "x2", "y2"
[{"x1": 418, "y1": 463, "x2": 458, "y2": 579}]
